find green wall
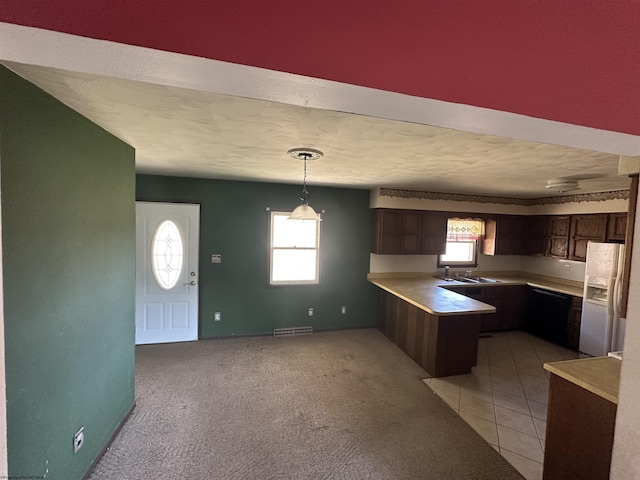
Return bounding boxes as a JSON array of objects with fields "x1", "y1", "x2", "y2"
[
  {"x1": 136, "y1": 174, "x2": 377, "y2": 337},
  {"x1": 0, "y1": 67, "x2": 136, "y2": 479}
]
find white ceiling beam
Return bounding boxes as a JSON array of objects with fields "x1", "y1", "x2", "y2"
[{"x1": 2, "y1": 22, "x2": 640, "y2": 156}]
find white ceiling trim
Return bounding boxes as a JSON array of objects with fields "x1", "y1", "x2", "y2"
[{"x1": 2, "y1": 22, "x2": 639, "y2": 157}]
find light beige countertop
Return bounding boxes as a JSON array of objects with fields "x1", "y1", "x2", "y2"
[
  {"x1": 544, "y1": 356, "x2": 621, "y2": 404},
  {"x1": 368, "y1": 271, "x2": 584, "y2": 317},
  {"x1": 369, "y1": 276, "x2": 496, "y2": 316},
  {"x1": 484, "y1": 273, "x2": 584, "y2": 297}
]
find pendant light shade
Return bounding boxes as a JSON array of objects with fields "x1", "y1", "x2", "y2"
[
  {"x1": 287, "y1": 148, "x2": 323, "y2": 221},
  {"x1": 289, "y1": 204, "x2": 322, "y2": 221}
]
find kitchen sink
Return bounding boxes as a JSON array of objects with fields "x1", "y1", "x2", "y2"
[{"x1": 456, "y1": 276, "x2": 500, "y2": 284}]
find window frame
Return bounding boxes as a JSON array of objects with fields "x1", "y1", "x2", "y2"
[{"x1": 269, "y1": 211, "x2": 321, "y2": 286}]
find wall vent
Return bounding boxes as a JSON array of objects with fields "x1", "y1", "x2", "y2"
[{"x1": 273, "y1": 326, "x2": 313, "y2": 337}]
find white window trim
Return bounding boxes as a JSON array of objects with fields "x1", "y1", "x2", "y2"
[{"x1": 269, "y1": 211, "x2": 321, "y2": 286}]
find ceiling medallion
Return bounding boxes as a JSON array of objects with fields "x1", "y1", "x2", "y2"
[{"x1": 287, "y1": 148, "x2": 324, "y2": 161}]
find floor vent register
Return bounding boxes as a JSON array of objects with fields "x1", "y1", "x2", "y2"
[{"x1": 273, "y1": 326, "x2": 314, "y2": 337}]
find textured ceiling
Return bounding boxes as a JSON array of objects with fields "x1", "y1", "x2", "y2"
[{"x1": 5, "y1": 62, "x2": 630, "y2": 199}]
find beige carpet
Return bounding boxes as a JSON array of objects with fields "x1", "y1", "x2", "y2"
[{"x1": 89, "y1": 328, "x2": 523, "y2": 479}]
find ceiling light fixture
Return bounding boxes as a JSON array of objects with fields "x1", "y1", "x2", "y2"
[
  {"x1": 287, "y1": 148, "x2": 323, "y2": 221},
  {"x1": 545, "y1": 178, "x2": 580, "y2": 193}
]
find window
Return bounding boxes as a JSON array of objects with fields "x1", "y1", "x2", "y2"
[
  {"x1": 437, "y1": 218, "x2": 484, "y2": 268},
  {"x1": 269, "y1": 211, "x2": 320, "y2": 285},
  {"x1": 151, "y1": 220, "x2": 184, "y2": 290}
]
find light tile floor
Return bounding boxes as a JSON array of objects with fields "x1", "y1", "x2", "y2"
[{"x1": 423, "y1": 331, "x2": 582, "y2": 480}]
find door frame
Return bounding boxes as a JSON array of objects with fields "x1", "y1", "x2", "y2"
[{"x1": 135, "y1": 201, "x2": 201, "y2": 344}]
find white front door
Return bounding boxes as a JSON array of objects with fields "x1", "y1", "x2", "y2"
[{"x1": 135, "y1": 202, "x2": 200, "y2": 345}]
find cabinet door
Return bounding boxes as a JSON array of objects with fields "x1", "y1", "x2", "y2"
[
  {"x1": 512, "y1": 217, "x2": 529, "y2": 255},
  {"x1": 401, "y1": 211, "x2": 422, "y2": 254},
  {"x1": 570, "y1": 239, "x2": 591, "y2": 262},
  {"x1": 569, "y1": 214, "x2": 608, "y2": 261},
  {"x1": 571, "y1": 214, "x2": 608, "y2": 239},
  {"x1": 482, "y1": 287, "x2": 504, "y2": 331},
  {"x1": 546, "y1": 216, "x2": 570, "y2": 258},
  {"x1": 526, "y1": 216, "x2": 548, "y2": 255},
  {"x1": 483, "y1": 217, "x2": 515, "y2": 255},
  {"x1": 606, "y1": 213, "x2": 627, "y2": 242},
  {"x1": 567, "y1": 297, "x2": 582, "y2": 351},
  {"x1": 547, "y1": 237, "x2": 569, "y2": 259},
  {"x1": 495, "y1": 218, "x2": 515, "y2": 255},
  {"x1": 420, "y1": 212, "x2": 447, "y2": 255},
  {"x1": 503, "y1": 285, "x2": 528, "y2": 329},
  {"x1": 549, "y1": 216, "x2": 571, "y2": 237},
  {"x1": 371, "y1": 209, "x2": 402, "y2": 254}
]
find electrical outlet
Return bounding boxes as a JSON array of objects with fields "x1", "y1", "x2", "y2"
[
  {"x1": 564, "y1": 263, "x2": 571, "y2": 271},
  {"x1": 214, "y1": 312, "x2": 221, "y2": 321},
  {"x1": 211, "y1": 254, "x2": 222, "y2": 263},
  {"x1": 308, "y1": 308, "x2": 314, "y2": 317},
  {"x1": 73, "y1": 427, "x2": 84, "y2": 453},
  {"x1": 341, "y1": 306, "x2": 347, "y2": 314}
]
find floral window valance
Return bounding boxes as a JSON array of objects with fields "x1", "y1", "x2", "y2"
[{"x1": 447, "y1": 218, "x2": 485, "y2": 241}]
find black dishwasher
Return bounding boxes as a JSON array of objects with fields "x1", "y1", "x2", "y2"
[{"x1": 525, "y1": 288, "x2": 571, "y2": 346}]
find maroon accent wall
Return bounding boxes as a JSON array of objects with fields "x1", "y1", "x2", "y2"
[{"x1": 1, "y1": 1, "x2": 639, "y2": 135}]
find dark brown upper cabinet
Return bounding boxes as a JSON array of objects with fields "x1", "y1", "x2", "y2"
[
  {"x1": 420, "y1": 212, "x2": 448, "y2": 255},
  {"x1": 546, "y1": 216, "x2": 571, "y2": 259},
  {"x1": 526, "y1": 216, "x2": 548, "y2": 255},
  {"x1": 372, "y1": 209, "x2": 626, "y2": 261},
  {"x1": 400, "y1": 210, "x2": 422, "y2": 254},
  {"x1": 568, "y1": 214, "x2": 608, "y2": 261},
  {"x1": 371, "y1": 209, "x2": 447, "y2": 255},
  {"x1": 371, "y1": 209, "x2": 402, "y2": 254},
  {"x1": 606, "y1": 212, "x2": 627, "y2": 242},
  {"x1": 483, "y1": 218, "x2": 512, "y2": 255},
  {"x1": 483, "y1": 216, "x2": 529, "y2": 256}
]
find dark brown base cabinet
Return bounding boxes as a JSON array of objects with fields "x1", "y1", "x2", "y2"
[
  {"x1": 377, "y1": 291, "x2": 481, "y2": 377},
  {"x1": 442, "y1": 285, "x2": 527, "y2": 333},
  {"x1": 566, "y1": 296, "x2": 582, "y2": 351},
  {"x1": 543, "y1": 374, "x2": 616, "y2": 480}
]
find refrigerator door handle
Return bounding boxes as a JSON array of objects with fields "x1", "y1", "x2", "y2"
[{"x1": 610, "y1": 245, "x2": 625, "y2": 352}]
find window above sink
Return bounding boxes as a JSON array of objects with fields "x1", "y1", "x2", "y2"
[{"x1": 437, "y1": 218, "x2": 485, "y2": 268}]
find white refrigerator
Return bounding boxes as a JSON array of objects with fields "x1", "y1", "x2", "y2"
[{"x1": 580, "y1": 242, "x2": 626, "y2": 357}]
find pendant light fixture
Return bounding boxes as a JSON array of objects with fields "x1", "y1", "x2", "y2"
[{"x1": 287, "y1": 148, "x2": 323, "y2": 221}]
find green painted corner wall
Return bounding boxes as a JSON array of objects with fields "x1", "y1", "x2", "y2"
[
  {"x1": 136, "y1": 174, "x2": 378, "y2": 337},
  {"x1": 0, "y1": 66, "x2": 136, "y2": 479}
]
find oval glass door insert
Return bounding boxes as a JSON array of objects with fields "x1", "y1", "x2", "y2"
[{"x1": 151, "y1": 220, "x2": 184, "y2": 290}]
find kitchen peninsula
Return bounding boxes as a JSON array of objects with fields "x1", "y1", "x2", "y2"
[
  {"x1": 543, "y1": 356, "x2": 621, "y2": 480},
  {"x1": 370, "y1": 275, "x2": 494, "y2": 377},
  {"x1": 369, "y1": 273, "x2": 583, "y2": 377}
]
